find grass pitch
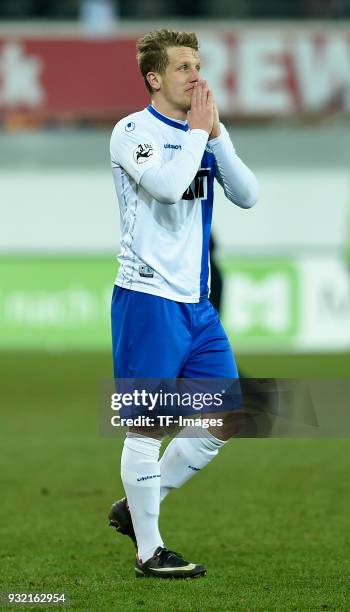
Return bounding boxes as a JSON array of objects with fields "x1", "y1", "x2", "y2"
[{"x1": 1, "y1": 352, "x2": 350, "y2": 610}]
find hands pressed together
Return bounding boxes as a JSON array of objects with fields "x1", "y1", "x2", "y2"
[{"x1": 187, "y1": 80, "x2": 221, "y2": 140}]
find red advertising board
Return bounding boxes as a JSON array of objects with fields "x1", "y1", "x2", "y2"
[
  {"x1": 1, "y1": 28, "x2": 349, "y2": 119},
  {"x1": 0, "y1": 37, "x2": 147, "y2": 117}
]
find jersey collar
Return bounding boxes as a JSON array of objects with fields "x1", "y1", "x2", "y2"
[{"x1": 147, "y1": 104, "x2": 189, "y2": 132}]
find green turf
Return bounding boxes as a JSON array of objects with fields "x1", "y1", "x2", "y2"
[{"x1": 1, "y1": 352, "x2": 350, "y2": 610}]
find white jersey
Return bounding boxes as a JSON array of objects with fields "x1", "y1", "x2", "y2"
[{"x1": 110, "y1": 104, "x2": 258, "y2": 303}]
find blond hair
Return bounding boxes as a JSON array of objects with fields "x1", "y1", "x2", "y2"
[{"x1": 136, "y1": 29, "x2": 199, "y2": 93}]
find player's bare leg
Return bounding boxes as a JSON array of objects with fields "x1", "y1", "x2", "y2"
[{"x1": 208, "y1": 409, "x2": 245, "y2": 440}]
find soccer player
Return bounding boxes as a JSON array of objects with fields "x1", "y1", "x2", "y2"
[{"x1": 109, "y1": 29, "x2": 258, "y2": 579}]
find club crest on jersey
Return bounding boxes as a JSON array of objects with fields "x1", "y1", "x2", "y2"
[{"x1": 133, "y1": 144, "x2": 155, "y2": 164}]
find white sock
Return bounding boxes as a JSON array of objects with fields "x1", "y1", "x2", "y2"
[
  {"x1": 120, "y1": 433, "x2": 164, "y2": 562},
  {"x1": 159, "y1": 426, "x2": 226, "y2": 502}
]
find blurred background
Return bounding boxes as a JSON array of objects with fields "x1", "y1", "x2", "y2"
[{"x1": 1, "y1": 2, "x2": 350, "y2": 365}]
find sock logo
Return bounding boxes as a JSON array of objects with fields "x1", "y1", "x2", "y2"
[
  {"x1": 188, "y1": 465, "x2": 200, "y2": 472},
  {"x1": 137, "y1": 474, "x2": 161, "y2": 482}
]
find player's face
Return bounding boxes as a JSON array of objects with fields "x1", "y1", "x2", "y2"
[{"x1": 159, "y1": 47, "x2": 201, "y2": 113}]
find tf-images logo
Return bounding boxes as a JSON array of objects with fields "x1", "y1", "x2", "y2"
[{"x1": 133, "y1": 143, "x2": 155, "y2": 164}]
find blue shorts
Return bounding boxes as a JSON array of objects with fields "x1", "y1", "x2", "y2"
[
  {"x1": 111, "y1": 287, "x2": 240, "y2": 420},
  {"x1": 111, "y1": 286, "x2": 238, "y2": 379}
]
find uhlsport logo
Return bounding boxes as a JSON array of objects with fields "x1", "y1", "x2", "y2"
[
  {"x1": 125, "y1": 121, "x2": 135, "y2": 132},
  {"x1": 164, "y1": 143, "x2": 182, "y2": 150},
  {"x1": 137, "y1": 474, "x2": 161, "y2": 482}
]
